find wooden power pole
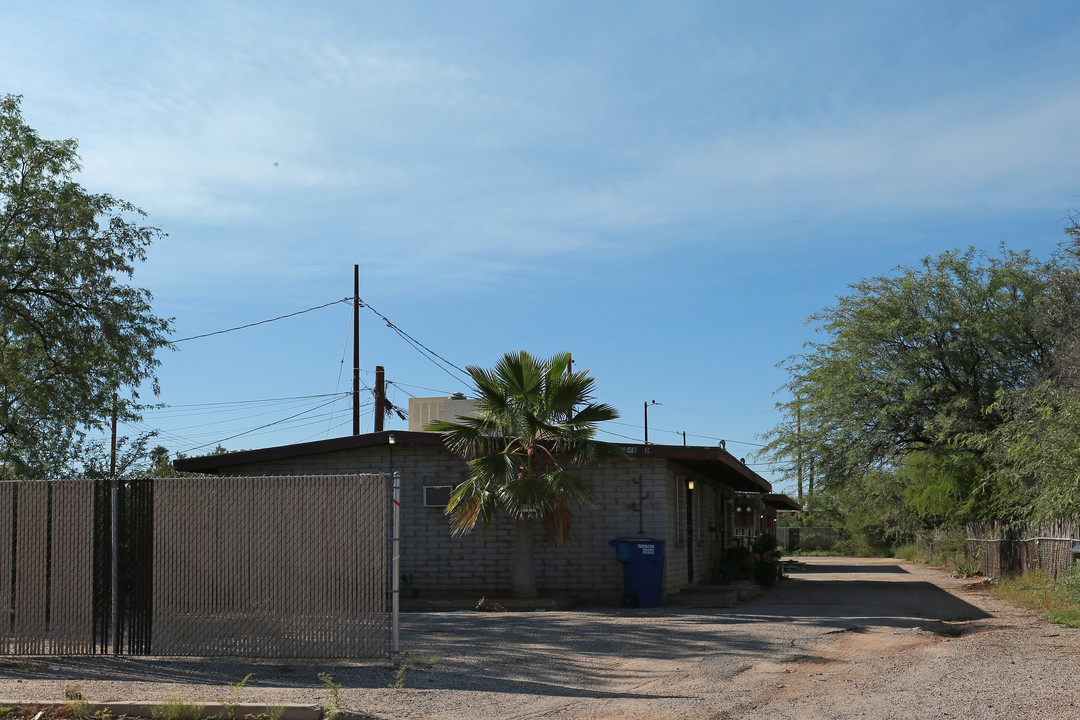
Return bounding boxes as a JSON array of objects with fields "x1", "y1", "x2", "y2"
[
  {"x1": 353, "y1": 265, "x2": 360, "y2": 435},
  {"x1": 374, "y1": 365, "x2": 386, "y2": 432}
]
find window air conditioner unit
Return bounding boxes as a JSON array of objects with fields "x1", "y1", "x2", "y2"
[{"x1": 424, "y1": 485, "x2": 452, "y2": 508}]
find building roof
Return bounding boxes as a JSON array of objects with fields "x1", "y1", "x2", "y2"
[
  {"x1": 174, "y1": 431, "x2": 772, "y2": 493},
  {"x1": 762, "y1": 493, "x2": 804, "y2": 511}
]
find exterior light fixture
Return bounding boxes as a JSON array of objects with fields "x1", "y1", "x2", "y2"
[{"x1": 687, "y1": 480, "x2": 695, "y2": 490}]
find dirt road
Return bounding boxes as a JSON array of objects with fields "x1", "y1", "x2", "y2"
[{"x1": 1, "y1": 558, "x2": 1077, "y2": 719}]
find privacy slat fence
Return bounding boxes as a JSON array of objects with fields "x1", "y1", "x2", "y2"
[{"x1": 0, "y1": 474, "x2": 387, "y2": 657}]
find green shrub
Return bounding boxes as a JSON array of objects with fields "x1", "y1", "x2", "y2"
[
  {"x1": 892, "y1": 543, "x2": 920, "y2": 561},
  {"x1": 952, "y1": 558, "x2": 981, "y2": 577},
  {"x1": 1059, "y1": 561, "x2": 1080, "y2": 603}
]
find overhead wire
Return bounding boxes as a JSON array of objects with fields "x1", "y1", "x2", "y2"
[
  {"x1": 179, "y1": 395, "x2": 348, "y2": 454},
  {"x1": 604, "y1": 419, "x2": 766, "y2": 448},
  {"x1": 659, "y1": 404, "x2": 778, "y2": 417},
  {"x1": 359, "y1": 299, "x2": 471, "y2": 385},
  {"x1": 158, "y1": 292, "x2": 475, "y2": 451},
  {"x1": 387, "y1": 380, "x2": 460, "y2": 396},
  {"x1": 171, "y1": 298, "x2": 351, "y2": 342},
  {"x1": 328, "y1": 301, "x2": 356, "y2": 438},
  {"x1": 159, "y1": 296, "x2": 781, "y2": 461}
]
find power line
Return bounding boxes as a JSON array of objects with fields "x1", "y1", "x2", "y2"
[
  {"x1": 606, "y1": 420, "x2": 766, "y2": 447},
  {"x1": 596, "y1": 428, "x2": 645, "y2": 443},
  {"x1": 179, "y1": 396, "x2": 345, "y2": 454},
  {"x1": 387, "y1": 380, "x2": 459, "y2": 396},
  {"x1": 359, "y1": 300, "x2": 471, "y2": 385},
  {"x1": 144, "y1": 392, "x2": 349, "y2": 412},
  {"x1": 172, "y1": 298, "x2": 351, "y2": 342},
  {"x1": 660, "y1": 404, "x2": 778, "y2": 417}
]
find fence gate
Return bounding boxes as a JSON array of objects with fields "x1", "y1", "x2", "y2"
[{"x1": 0, "y1": 474, "x2": 387, "y2": 657}]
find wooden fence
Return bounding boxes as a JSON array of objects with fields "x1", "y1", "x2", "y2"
[
  {"x1": 0, "y1": 474, "x2": 387, "y2": 657},
  {"x1": 921, "y1": 520, "x2": 1079, "y2": 580}
]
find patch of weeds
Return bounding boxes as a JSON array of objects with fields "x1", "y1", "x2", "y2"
[
  {"x1": 474, "y1": 597, "x2": 505, "y2": 612},
  {"x1": 991, "y1": 568, "x2": 1080, "y2": 630},
  {"x1": 991, "y1": 570, "x2": 1073, "y2": 612},
  {"x1": 94, "y1": 707, "x2": 114, "y2": 720},
  {"x1": 408, "y1": 653, "x2": 439, "y2": 668},
  {"x1": 15, "y1": 704, "x2": 43, "y2": 720},
  {"x1": 66, "y1": 701, "x2": 92, "y2": 719},
  {"x1": 1059, "y1": 561, "x2": 1080, "y2": 604},
  {"x1": 266, "y1": 705, "x2": 286, "y2": 720},
  {"x1": 952, "y1": 559, "x2": 981, "y2": 578},
  {"x1": 219, "y1": 673, "x2": 253, "y2": 719},
  {"x1": 389, "y1": 664, "x2": 411, "y2": 691},
  {"x1": 1043, "y1": 608, "x2": 1080, "y2": 628},
  {"x1": 62, "y1": 685, "x2": 91, "y2": 720},
  {"x1": 151, "y1": 696, "x2": 206, "y2": 720},
  {"x1": 0, "y1": 706, "x2": 16, "y2": 720},
  {"x1": 317, "y1": 672, "x2": 344, "y2": 720}
]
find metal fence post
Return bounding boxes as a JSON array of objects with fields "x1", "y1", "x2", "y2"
[
  {"x1": 111, "y1": 478, "x2": 120, "y2": 655},
  {"x1": 390, "y1": 470, "x2": 401, "y2": 666}
]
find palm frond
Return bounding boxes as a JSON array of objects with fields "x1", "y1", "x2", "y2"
[{"x1": 433, "y1": 349, "x2": 619, "y2": 544}]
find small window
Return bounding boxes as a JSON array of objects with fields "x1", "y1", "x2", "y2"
[{"x1": 424, "y1": 485, "x2": 453, "y2": 507}]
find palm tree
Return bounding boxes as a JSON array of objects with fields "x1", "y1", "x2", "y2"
[{"x1": 427, "y1": 350, "x2": 622, "y2": 598}]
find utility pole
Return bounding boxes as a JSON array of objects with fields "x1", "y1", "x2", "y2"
[
  {"x1": 644, "y1": 400, "x2": 659, "y2": 444},
  {"x1": 353, "y1": 265, "x2": 360, "y2": 436},
  {"x1": 374, "y1": 365, "x2": 386, "y2": 433},
  {"x1": 796, "y1": 401, "x2": 803, "y2": 501}
]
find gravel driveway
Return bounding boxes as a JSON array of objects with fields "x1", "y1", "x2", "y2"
[{"x1": 1, "y1": 557, "x2": 1077, "y2": 719}]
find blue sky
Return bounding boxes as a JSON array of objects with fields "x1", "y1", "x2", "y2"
[{"x1": 4, "y1": 1, "x2": 1079, "y2": 492}]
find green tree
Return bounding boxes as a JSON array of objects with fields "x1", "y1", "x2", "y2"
[
  {"x1": 427, "y1": 350, "x2": 622, "y2": 598},
  {"x1": 900, "y1": 449, "x2": 986, "y2": 526},
  {"x1": 0, "y1": 95, "x2": 171, "y2": 474},
  {"x1": 71, "y1": 431, "x2": 164, "y2": 479},
  {"x1": 764, "y1": 244, "x2": 1066, "y2": 494},
  {"x1": 971, "y1": 231, "x2": 1080, "y2": 522}
]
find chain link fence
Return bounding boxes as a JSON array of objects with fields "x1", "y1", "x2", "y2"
[{"x1": 0, "y1": 474, "x2": 387, "y2": 657}]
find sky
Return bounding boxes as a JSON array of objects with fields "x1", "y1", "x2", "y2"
[{"x1": 4, "y1": 1, "x2": 1080, "y2": 494}]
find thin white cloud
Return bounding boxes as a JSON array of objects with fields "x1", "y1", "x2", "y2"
[{"x1": 7, "y1": 1, "x2": 1080, "y2": 298}]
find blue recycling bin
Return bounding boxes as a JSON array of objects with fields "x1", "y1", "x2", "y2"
[{"x1": 609, "y1": 537, "x2": 666, "y2": 607}]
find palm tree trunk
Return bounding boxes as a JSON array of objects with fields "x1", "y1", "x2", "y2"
[{"x1": 512, "y1": 516, "x2": 538, "y2": 598}]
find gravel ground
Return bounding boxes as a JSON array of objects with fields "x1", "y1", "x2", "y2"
[{"x1": 0, "y1": 557, "x2": 1077, "y2": 719}]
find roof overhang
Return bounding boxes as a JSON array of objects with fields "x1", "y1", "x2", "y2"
[
  {"x1": 734, "y1": 491, "x2": 803, "y2": 511},
  {"x1": 172, "y1": 430, "x2": 440, "y2": 474},
  {"x1": 616, "y1": 443, "x2": 771, "y2": 493},
  {"x1": 174, "y1": 433, "x2": 771, "y2": 494}
]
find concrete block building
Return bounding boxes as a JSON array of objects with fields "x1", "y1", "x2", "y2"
[{"x1": 174, "y1": 430, "x2": 774, "y2": 602}]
